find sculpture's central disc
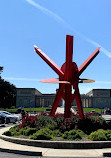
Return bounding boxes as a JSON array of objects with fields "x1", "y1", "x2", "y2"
[{"x1": 40, "y1": 78, "x2": 95, "y2": 84}]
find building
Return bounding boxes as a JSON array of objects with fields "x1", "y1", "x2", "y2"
[
  {"x1": 16, "y1": 88, "x2": 111, "y2": 109},
  {"x1": 86, "y1": 89, "x2": 111, "y2": 109},
  {"x1": 16, "y1": 88, "x2": 42, "y2": 108}
]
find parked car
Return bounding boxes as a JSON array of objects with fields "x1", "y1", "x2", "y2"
[
  {"x1": 91, "y1": 110, "x2": 101, "y2": 116},
  {"x1": 0, "y1": 114, "x2": 5, "y2": 124},
  {"x1": 0, "y1": 111, "x2": 20, "y2": 124},
  {"x1": 104, "y1": 109, "x2": 111, "y2": 115}
]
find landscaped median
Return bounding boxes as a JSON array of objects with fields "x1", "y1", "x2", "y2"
[{"x1": 1, "y1": 113, "x2": 111, "y2": 149}]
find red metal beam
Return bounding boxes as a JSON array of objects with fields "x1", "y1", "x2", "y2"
[
  {"x1": 50, "y1": 84, "x2": 65, "y2": 117},
  {"x1": 64, "y1": 84, "x2": 72, "y2": 118},
  {"x1": 65, "y1": 35, "x2": 73, "y2": 81},
  {"x1": 77, "y1": 47, "x2": 100, "y2": 76},
  {"x1": 74, "y1": 84, "x2": 84, "y2": 118},
  {"x1": 34, "y1": 45, "x2": 64, "y2": 79}
]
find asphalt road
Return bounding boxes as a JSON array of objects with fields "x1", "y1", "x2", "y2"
[
  {"x1": 0, "y1": 152, "x2": 42, "y2": 158},
  {"x1": 0, "y1": 122, "x2": 20, "y2": 129},
  {"x1": 0, "y1": 153, "x2": 105, "y2": 158}
]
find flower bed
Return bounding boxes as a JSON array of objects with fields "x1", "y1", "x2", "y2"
[{"x1": 3, "y1": 113, "x2": 111, "y2": 141}]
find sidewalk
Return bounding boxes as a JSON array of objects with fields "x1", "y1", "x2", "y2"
[{"x1": 0, "y1": 126, "x2": 111, "y2": 157}]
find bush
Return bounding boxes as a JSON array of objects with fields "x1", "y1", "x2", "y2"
[
  {"x1": 78, "y1": 116, "x2": 107, "y2": 134},
  {"x1": 62, "y1": 131, "x2": 69, "y2": 139},
  {"x1": 89, "y1": 129, "x2": 107, "y2": 141},
  {"x1": 62, "y1": 129, "x2": 84, "y2": 140},
  {"x1": 37, "y1": 115, "x2": 57, "y2": 130},
  {"x1": 105, "y1": 130, "x2": 111, "y2": 140},
  {"x1": 29, "y1": 128, "x2": 53, "y2": 140},
  {"x1": 68, "y1": 130, "x2": 81, "y2": 140},
  {"x1": 54, "y1": 115, "x2": 79, "y2": 133},
  {"x1": 20, "y1": 115, "x2": 38, "y2": 128},
  {"x1": 8, "y1": 125, "x2": 20, "y2": 136},
  {"x1": 52, "y1": 130, "x2": 62, "y2": 137},
  {"x1": 76, "y1": 129, "x2": 87, "y2": 138},
  {"x1": 9, "y1": 125, "x2": 19, "y2": 132},
  {"x1": 23, "y1": 128, "x2": 37, "y2": 136},
  {"x1": 3, "y1": 130, "x2": 12, "y2": 136}
]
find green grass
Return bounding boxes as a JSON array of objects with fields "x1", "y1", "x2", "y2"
[
  {"x1": 0, "y1": 107, "x2": 47, "y2": 113},
  {"x1": 1, "y1": 107, "x2": 104, "y2": 113},
  {"x1": 83, "y1": 108, "x2": 104, "y2": 113}
]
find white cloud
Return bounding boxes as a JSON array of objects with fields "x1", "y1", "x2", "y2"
[
  {"x1": 79, "y1": 33, "x2": 111, "y2": 58},
  {"x1": 26, "y1": 0, "x2": 65, "y2": 23},
  {"x1": 4, "y1": 77, "x2": 40, "y2": 81},
  {"x1": 25, "y1": 0, "x2": 111, "y2": 59},
  {"x1": 96, "y1": 81, "x2": 111, "y2": 84}
]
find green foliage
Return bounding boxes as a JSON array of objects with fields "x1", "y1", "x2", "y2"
[
  {"x1": 88, "y1": 129, "x2": 111, "y2": 141},
  {"x1": 76, "y1": 129, "x2": 87, "y2": 138},
  {"x1": 20, "y1": 116, "x2": 38, "y2": 128},
  {"x1": 52, "y1": 130, "x2": 62, "y2": 137},
  {"x1": 54, "y1": 115, "x2": 64, "y2": 131},
  {"x1": 29, "y1": 128, "x2": 53, "y2": 140},
  {"x1": 0, "y1": 79, "x2": 16, "y2": 109},
  {"x1": 78, "y1": 116, "x2": 107, "y2": 134},
  {"x1": 62, "y1": 129, "x2": 85, "y2": 140},
  {"x1": 68, "y1": 130, "x2": 81, "y2": 140},
  {"x1": 8, "y1": 125, "x2": 20, "y2": 136},
  {"x1": 105, "y1": 130, "x2": 111, "y2": 140},
  {"x1": 62, "y1": 131, "x2": 69, "y2": 139},
  {"x1": 3, "y1": 114, "x2": 111, "y2": 141},
  {"x1": 23, "y1": 128, "x2": 37, "y2": 136},
  {"x1": 3, "y1": 130, "x2": 12, "y2": 136},
  {"x1": 37, "y1": 115, "x2": 57, "y2": 129}
]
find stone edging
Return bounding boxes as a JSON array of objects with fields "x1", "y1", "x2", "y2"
[
  {"x1": 0, "y1": 134, "x2": 111, "y2": 149},
  {"x1": 0, "y1": 147, "x2": 42, "y2": 156}
]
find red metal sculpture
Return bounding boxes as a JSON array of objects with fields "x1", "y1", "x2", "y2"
[{"x1": 34, "y1": 35, "x2": 100, "y2": 118}]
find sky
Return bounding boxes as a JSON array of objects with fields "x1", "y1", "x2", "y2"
[{"x1": 0, "y1": 0, "x2": 111, "y2": 94}]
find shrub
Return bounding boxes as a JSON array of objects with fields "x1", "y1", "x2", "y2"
[
  {"x1": 29, "y1": 128, "x2": 53, "y2": 140},
  {"x1": 67, "y1": 130, "x2": 82, "y2": 140},
  {"x1": 89, "y1": 129, "x2": 107, "y2": 141},
  {"x1": 19, "y1": 128, "x2": 26, "y2": 135},
  {"x1": 78, "y1": 116, "x2": 107, "y2": 134},
  {"x1": 54, "y1": 116, "x2": 78, "y2": 133},
  {"x1": 3, "y1": 130, "x2": 12, "y2": 136},
  {"x1": 23, "y1": 128, "x2": 37, "y2": 136},
  {"x1": 9, "y1": 125, "x2": 19, "y2": 132},
  {"x1": 52, "y1": 130, "x2": 62, "y2": 137},
  {"x1": 8, "y1": 125, "x2": 20, "y2": 136},
  {"x1": 62, "y1": 130, "x2": 83, "y2": 140},
  {"x1": 71, "y1": 115, "x2": 79, "y2": 129},
  {"x1": 76, "y1": 129, "x2": 87, "y2": 138},
  {"x1": 20, "y1": 115, "x2": 38, "y2": 128},
  {"x1": 106, "y1": 130, "x2": 111, "y2": 140},
  {"x1": 62, "y1": 131, "x2": 69, "y2": 139},
  {"x1": 37, "y1": 115, "x2": 57, "y2": 130}
]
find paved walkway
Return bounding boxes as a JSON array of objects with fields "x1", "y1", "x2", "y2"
[{"x1": 0, "y1": 126, "x2": 111, "y2": 157}]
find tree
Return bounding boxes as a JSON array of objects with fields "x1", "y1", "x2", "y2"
[
  {"x1": 0, "y1": 67, "x2": 16, "y2": 109},
  {"x1": 0, "y1": 66, "x2": 3, "y2": 79}
]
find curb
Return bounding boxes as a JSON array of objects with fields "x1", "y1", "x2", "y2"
[
  {"x1": 1, "y1": 134, "x2": 111, "y2": 149},
  {"x1": 103, "y1": 153, "x2": 111, "y2": 157},
  {"x1": 0, "y1": 147, "x2": 42, "y2": 156}
]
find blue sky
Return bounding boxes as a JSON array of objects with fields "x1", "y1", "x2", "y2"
[{"x1": 0, "y1": 0, "x2": 111, "y2": 94}]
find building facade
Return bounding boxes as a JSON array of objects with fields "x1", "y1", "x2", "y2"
[
  {"x1": 16, "y1": 88, "x2": 111, "y2": 109},
  {"x1": 16, "y1": 88, "x2": 42, "y2": 108},
  {"x1": 86, "y1": 89, "x2": 111, "y2": 109}
]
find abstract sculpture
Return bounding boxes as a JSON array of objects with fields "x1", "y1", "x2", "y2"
[{"x1": 34, "y1": 35, "x2": 100, "y2": 118}]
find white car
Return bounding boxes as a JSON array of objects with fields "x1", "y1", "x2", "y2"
[{"x1": 0, "y1": 111, "x2": 20, "y2": 124}]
